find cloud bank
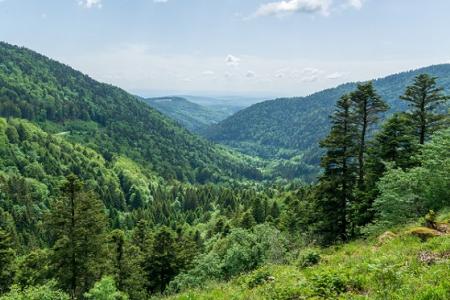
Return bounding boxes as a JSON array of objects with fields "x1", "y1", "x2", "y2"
[{"x1": 252, "y1": 0, "x2": 364, "y2": 18}]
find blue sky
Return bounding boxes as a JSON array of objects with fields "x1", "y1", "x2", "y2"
[{"x1": 1, "y1": 0, "x2": 450, "y2": 97}]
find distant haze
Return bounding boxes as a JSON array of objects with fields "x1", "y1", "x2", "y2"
[{"x1": 1, "y1": 0, "x2": 450, "y2": 96}]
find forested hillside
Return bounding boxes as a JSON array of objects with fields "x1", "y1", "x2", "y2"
[
  {"x1": 143, "y1": 96, "x2": 239, "y2": 133},
  {"x1": 205, "y1": 64, "x2": 450, "y2": 168},
  {"x1": 0, "y1": 42, "x2": 449, "y2": 299},
  {"x1": 0, "y1": 42, "x2": 261, "y2": 183}
]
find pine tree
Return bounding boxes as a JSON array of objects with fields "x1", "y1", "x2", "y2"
[
  {"x1": 251, "y1": 197, "x2": 265, "y2": 224},
  {"x1": 270, "y1": 201, "x2": 280, "y2": 220},
  {"x1": 360, "y1": 113, "x2": 418, "y2": 225},
  {"x1": 0, "y1": 229, "x2": 15, "y2": 294},
  {"x1": 240, "y1": 211, "x2": 256, "y2": 229},
  {"x1": 317, "y1": 94, "x2": 358, "y2": 242},
  {"x1": 400, "y1": 74, "x2": 450, "y2": 145},
  {"x1": 351, "y1": 82, "x2": 389, "y2": 186},
  {"x1": 109, "y1": 230, "x2": 146, "y2": 300},
  {"x1": 144, "y1": 227, "x2": 179, "y2": 294},
  {"x1": 48, "y1": 174, "x2": 108, "y2": 299}
]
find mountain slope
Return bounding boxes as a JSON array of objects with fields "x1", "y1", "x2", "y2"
[
  {"x1": 163, "y1": 214, "x2": 450, "y2": 300},
  {"x1": 143, "y1": 96, "x2": 239, "y2": 133},
  {"x1": 0, "y1": 42, "x2": 261, "y2": 183},
  {"x1": 205, "y1": 64, "x2": 450, "y2": 165}
]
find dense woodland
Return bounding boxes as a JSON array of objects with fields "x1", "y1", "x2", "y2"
[
  {"x1": 205, "y1": 64, "x2": 450, "y2": 181},
  {"x1": 144, "y1": 97, "x2": 238, "y2": 133},
  {"x1": 0, "y1": 43, "x2": 449, "y2": 299}
]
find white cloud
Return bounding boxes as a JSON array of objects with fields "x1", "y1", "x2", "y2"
[
  {"x1": 246, "y1": 71, "x2": 256, "y2": 78},
  {"x1": 253, "y1": 0, "x2": 331, "y2": 17},
  {"x1": 300, "y1": 74, "x2": 319, "y2": 82},
  {"x1": 226, "y1": 54, "x2": 240, "y2": 67},
  {"x1": 302, "y1": 67, "x2": 321, "y2": 74},
  {"x1": 326, "y1": 72, "x2": 345, "y2": 79},
  {"x1": 346, "y1": 0, "x2": 363, "y2": 9},
  {"x1": 78, "y1": 0, "x2": 102, "y2": 9},
  {"x1": 251, "y1": 0, "x2": 365, "y2": 18},
  {"x1": 154, "y1": 0, "x2": 169, "y2": 3}
]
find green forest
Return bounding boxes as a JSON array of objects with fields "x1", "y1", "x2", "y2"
[
  {"x1": 0, "y1": 42, "x2": 449, "y2": 300},
  {"x1": 205, "y1": 64, "x2": 450, "y2": 181},
  {"x1": 143, "y1": 97, "x2": 238, "y2": 133}
]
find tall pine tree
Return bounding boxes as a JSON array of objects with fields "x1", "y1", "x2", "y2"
[
  {"x1": 350, "y1": 82, "x2": 389, "y2": 186},
  {"x1": 0, "y1": 229, "x2": 15, "y2": 294},
  {"x1": 48, "y1": 174, "x2": 108, "y2": 299},
  {"x1": 317, "y1": 94, "x2": 357, "y2": 243},
  {"x1": 400, "y1": 74, "x2": 450, "y2": 145}
]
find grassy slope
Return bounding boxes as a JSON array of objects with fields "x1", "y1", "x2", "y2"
[{"x1": 164, "y1": 213, "x2": 450, "y2": 300}]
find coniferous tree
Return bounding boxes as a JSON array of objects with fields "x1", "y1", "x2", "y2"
[
  {"x1": 361, "y1": 113, "x2": 418, "y2": 224},
  {"x1": 109, "y1": 230, "x2": 146, "y2": 300},
  {"x1": 0, "y1": 229, "x2": 15, "y2": 294},
  {"x1": 144, "y1": 227, "x2": 179, "y2": 294},
  {"x1": 48, "y1": 175, "x2": 108, "y2": 299},
  {"x1": 317, "y1": 94, "x2": 357, "y2": 242},
  {"x1": 400, "y1": 74, "x2": 450, "y2": 145},
  {"x1": 270, "y1": 201, "x2": 280, "y2": 220},
  {"x1": 251, "y1": 197, "x2": 265, "y2": 224},
  {"x1": 240, "y1": 211, "x2": 256, "y2": 229},
  {"x1": 350, "y1": 82, "x2": 389, "y2": 187}
]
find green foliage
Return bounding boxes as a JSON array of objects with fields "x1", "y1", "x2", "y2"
[
  {"x1": 0, "y1": 42, "x2": 261, "y2": 184},
  {"x1": 308, "y1": 272, "x2": 347, "y2": 298},
  {"x1": 143, "y1": 226, "x2": 197, "y2": 294},
  {"x1": 109, "y1": 230, "x2": 146, "y2": 300},
  {"x1": 206, "y1": 65, "x2": 450, "y2": 180},
  {"x1": 169, "y1": 224, "x2": 287, "y2": 293},
  {"x1": 0, "y1": 229, "x2": 15, "y2": 293},
  {"x1": 297, "y1": 249, "x2": 321, "y2": 268},
  {"x1": 84, "y1": 276, "x2": 128, "y2": 300},
  {"x1": 48, "y1": 175, "x2": 108, "y2": 299},
  {"x1": 14, "y1": 248, "x2": 51, "y2": 288},
  {"x1": 0, "y1": 281, "x2": 69, "y2": 300},
  {"x1": 373, "y1": 128, "x2": 450, "y2": 226},
  {"x1": 163, "y1": 218, "x2": 450, "y2": 300},
  {"x1": 144, "y1": 97, "x2": 238, "y2": 133},
  {"x1": 400, "y1": 74, "x2": 450, "y2": 144}
]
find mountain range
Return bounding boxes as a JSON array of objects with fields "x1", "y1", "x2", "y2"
[
  {"x1": 143, "y1": 96, "x2": 241, "y2": 133},
  {"x1": 0, "y1": 42, "x2": 261, "y2": 187},
  {"x1": 204, "y1": 64, "x2": 450, "y2": 176}
]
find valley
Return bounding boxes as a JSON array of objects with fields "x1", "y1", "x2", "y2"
[{"x1": 1, "y1": 2, "x2": 450, "y2": 298}]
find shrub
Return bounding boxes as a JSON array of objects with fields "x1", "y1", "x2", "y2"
[
  {"x1": 309, "y1": 272, "x2": 347, "y2": 298},
  {"x1": 297, "y1": 249, "x2": 321, "y2": 268}
]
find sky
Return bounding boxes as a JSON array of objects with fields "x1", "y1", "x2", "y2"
[{"x1": 1, "y1": 0, "x2": 450, "y2": 98}]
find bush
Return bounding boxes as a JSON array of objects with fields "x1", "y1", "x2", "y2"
[
  {"x1": 244, "y1": 269, "x2": 273, "y2": 289},
  {"x1": 309, "y1": 272, "x2": 347, "y2": 298},
  {"x1": 374, "y1": 129, "x2": 450, "y2": 227},
  {"x1": 0, "y1": 281, "x2": 69, "y2": 300},
  {"x1": 297, "y1": 249, "x2": 321, "y2": 268},
  {"x1": 84, "y1": 276, "x2": 128, "y2": 300}
]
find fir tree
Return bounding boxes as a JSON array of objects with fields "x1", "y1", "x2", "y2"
[
  {"x1": 358, "y1": 113, "x2": 419, "y2": 224},
  {"x1": 144, "y1": 227, "x2": 179, "y2": 294},
  {"x1": 350, "y1": 82, "x2": 388, "y2": 186},
  {"x1": 48, "y1": 174, "x2": 108, "y2": 299},
  {"x1": 240, "y1": 211, "x2": 256, "y2": 229},
  {"x1": 251, "y1": 197, "x2": 265, "y2": 224},
  {"x1": 109, "y1": 230, "x2": 146, "y2": 300},
  {"x1": 0, "y1": 229, "x2": 15, "y2": 294},
  {"x1": 318, "y1": 94, "x2": 358, "y2": 242},
  {"x1": 400, "y1": 74, "x2": 450, "y2": 145}
]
